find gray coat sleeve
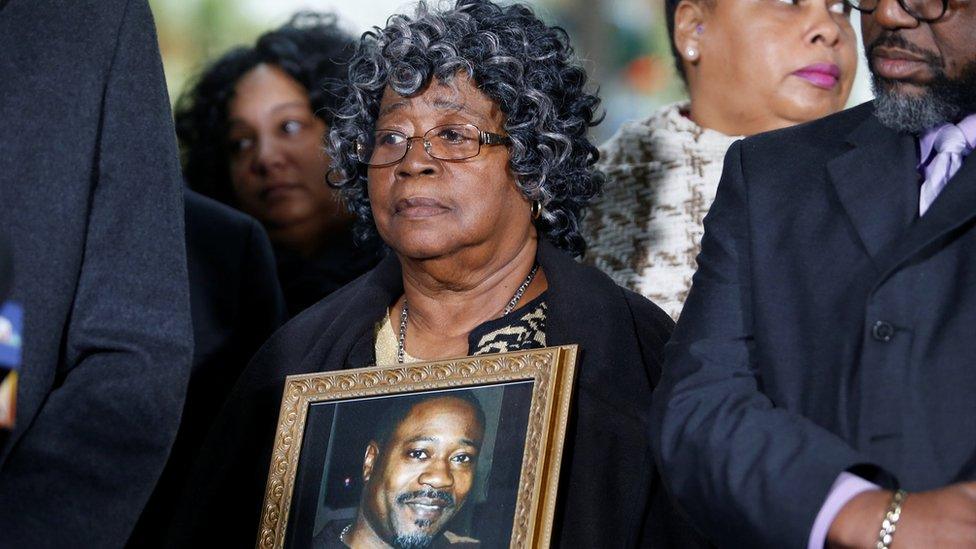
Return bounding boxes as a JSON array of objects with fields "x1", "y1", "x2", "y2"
[
  {"x1": 0, "y1": 0, "x2": 192, "y2": 545},
  {"x1": 650, "y1": 141, "x2": 874, "y2": 547}
]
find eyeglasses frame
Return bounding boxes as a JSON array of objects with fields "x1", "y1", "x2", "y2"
[
  {"x1": 844, "y1": 0, "x2": 950, "y2": 22},
  {"x1": 356, "y1": 123, "x2": 512, "y2": 168}
]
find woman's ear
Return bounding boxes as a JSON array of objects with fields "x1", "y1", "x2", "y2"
[{"x1": 674, "y1": 0, "x2": 707, "y2": 66}]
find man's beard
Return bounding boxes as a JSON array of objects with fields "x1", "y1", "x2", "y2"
[
  {"x1": 870, "y1": 32, "x2": 976, "y2": 134},
  {"x1": 391, "y1": 531, "x2": 435, "y2": 549},
  {"x1": 388, "y1": 489, "x2": 457, "y2": 549},
  {"x1": 390, "y1": 517, "x2": 436, "y2": 549}
]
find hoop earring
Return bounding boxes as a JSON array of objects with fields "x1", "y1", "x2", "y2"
[{"x1": 531, "y1": 200, "x2": 543, "y2": 220}]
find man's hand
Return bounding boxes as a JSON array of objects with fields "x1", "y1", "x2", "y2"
[{"x1": 828, "y1": 482, "x2": 976, "y2": 548}]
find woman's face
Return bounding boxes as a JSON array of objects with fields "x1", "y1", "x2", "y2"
[
  {"x1": 366, "y1": 75, "x2": 533, "y2": 263},
  {"x1": 226, "y1": 63, "x2": 345, "y2": 239},
  {"x1": 689, "y1": 0, "x2": 858, "y2": 135}
]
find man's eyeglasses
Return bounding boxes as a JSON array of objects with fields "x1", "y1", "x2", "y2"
[
  {"x1": 355, "y1": 123, "x2": 511, "y2": 167},
  {"x1": 844, "y1": 0, "x2": 950, "y2": 22}
]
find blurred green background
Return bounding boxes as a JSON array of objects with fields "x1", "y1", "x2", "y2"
[{"x1": 149, "y1": 0, "x2": 871, "y2": 142}]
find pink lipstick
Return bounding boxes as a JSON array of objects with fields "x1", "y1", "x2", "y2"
[{"x1": 792, "y1": 63, "x2": 841, "y2": 90}]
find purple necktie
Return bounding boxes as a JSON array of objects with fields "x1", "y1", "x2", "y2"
[{"x1": 919, "y1": 123, "x2": 972, "y2": 216}]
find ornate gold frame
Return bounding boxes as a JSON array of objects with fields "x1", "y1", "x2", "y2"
[{"x1": 257, "y1": 345, "x2": 578, "y2": 549}]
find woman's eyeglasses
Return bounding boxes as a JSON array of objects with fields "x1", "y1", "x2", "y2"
[{"x1": 355, "y1": 123, "x2": 511, "y2": 167}]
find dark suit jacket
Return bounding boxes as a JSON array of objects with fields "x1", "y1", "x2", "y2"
[
  {"x1": 171, "y1": 239, "x2": 707, "y2": 548},
  {"x1": 128, "y1": 190, "x2": 286, "y2": 546},
  {"x1": 0, "y1": 0, "x2": 193, "y2": 545},
  {"x1": 651, "y1": 102, "x2": 976, "y2": 547},
  {"x1": 0, "y1": 234, "x2": 12, "y2": 449},
  {"x1": 0, "y1": 235, "x2": 11, "y2": 304}
]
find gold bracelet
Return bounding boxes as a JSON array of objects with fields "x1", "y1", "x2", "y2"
[{"x1": 875, "y1": 489, "x2": 907, "y2": 549}]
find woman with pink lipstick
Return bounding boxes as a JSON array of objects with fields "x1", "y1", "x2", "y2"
[
  {"x1": 585, "y1": 0, "x2": 857, "y2": 320},
  {"x1": 175, "y1": 13, "x2": 382, "y2": 315}
]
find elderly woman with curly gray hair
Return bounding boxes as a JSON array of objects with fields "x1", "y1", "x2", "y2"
[{"x1": 170, "y1": 1, "x2": 706, "y2": 547}]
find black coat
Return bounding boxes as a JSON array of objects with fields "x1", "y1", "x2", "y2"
[
  {"x1": 173, "y1": 239, "x2": 706, "y2": 548},
  {"x1": 0, "y1": 0, "x2": 193, "y2": 545},
  {"x1": 129, "y1": 190, "x2": 286, "y2": 546},
  {"x1": 652, "y1": 102, "x2": 976, "y2": 547}
]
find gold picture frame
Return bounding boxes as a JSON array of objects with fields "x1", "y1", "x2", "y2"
[{"x1": 257, "y1": 345, "x2": 578, "y2": 549}]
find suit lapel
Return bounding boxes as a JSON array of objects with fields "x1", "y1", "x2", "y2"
[
  {"x1": 826, "y1": 113, "x2": 919, "y2": 269},
  {"x1": 874, "y1": 150, "x2": 976, "y2": 284}
]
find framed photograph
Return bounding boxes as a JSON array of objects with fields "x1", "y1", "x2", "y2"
[{"x1": 258, "y1": 345, "x2": 579, "y2": 549}]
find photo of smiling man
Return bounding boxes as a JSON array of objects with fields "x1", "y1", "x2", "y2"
[{"x1": 313, "y1": 391, "x2": 492, "y2": 549}]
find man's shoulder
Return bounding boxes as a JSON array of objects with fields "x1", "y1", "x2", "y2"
[
  {"x1": 311, "y1": 520, "x2": 350, "y2": 549},
  {"x1": 274, "y1": 272, "x2": 372, "y2": 340},
  {"x1": 266, "y1": 261, "x2": 388, "y2": 344},
  {"x1": 185, "y1": 189, "x2": 262, "y2": 239},
  {"x1": 184, "y1": 189, "x2": 274, "y2": 282},
  {"x1": 740, "y1": 102, "x2": 874, "y2": 160}
]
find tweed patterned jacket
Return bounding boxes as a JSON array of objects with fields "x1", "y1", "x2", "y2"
[{"x1": 584, "y1": 102, "x2": 740, "y2": 320}]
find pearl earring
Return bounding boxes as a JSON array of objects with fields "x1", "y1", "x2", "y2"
[{"x1": 687, "y1": 48, "x2": 697, "y2": 59}]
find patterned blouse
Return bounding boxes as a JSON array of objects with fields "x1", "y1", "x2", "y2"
[
  {"x1": 374, "y1": 293, "x2": 547, "y2": 365},
  {"x1": 583, "y1": 102, "x2": 740, "y2": 320}
]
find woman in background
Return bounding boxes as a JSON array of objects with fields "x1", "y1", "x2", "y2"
[
  {"x1": 175, "y1": 12, "x2": 382, "y2": 315},
  {"x1": 585, "y1": 0, "x2": 858, "y2": 319}
]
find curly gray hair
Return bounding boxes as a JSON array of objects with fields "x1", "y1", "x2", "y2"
[{"x1": 326, "y1": 0, "x2": 605, "y2": 257}]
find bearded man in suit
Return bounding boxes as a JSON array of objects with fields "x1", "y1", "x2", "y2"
[{"x1": 651, "y1": 0, "x2": 976, "y2": 545}]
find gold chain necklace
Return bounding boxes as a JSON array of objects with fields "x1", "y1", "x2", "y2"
[{"x1": 396, "y1": 263, "x2": 539, "y2": 364}]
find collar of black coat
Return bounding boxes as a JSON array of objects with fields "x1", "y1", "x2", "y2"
[
  {"x1": 872, "y1": 127, "x2": 976, "y2": 286},
  {"x1": 824, "y1": 102, "x2": 976, "y2": 286},
  {"x1": 262, "y1": 237, "x2": 670, "y2": 422},
  {"x1": 826, "y1": 102, "x2": 920, "y2": 267}
]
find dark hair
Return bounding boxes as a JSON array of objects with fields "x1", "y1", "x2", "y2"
[
  {"x1": 665, "y1": 0, "x2": 686, "y2": 84},
  {"x1": 327, "y1": 0, "x2": 605, "y2": 257},
  {"x1": 174, "y1": 12, "x2": 355, "y2": 205},
  {"x1": 371, "y1": 391, "x2": 486, "y2": 450}
]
